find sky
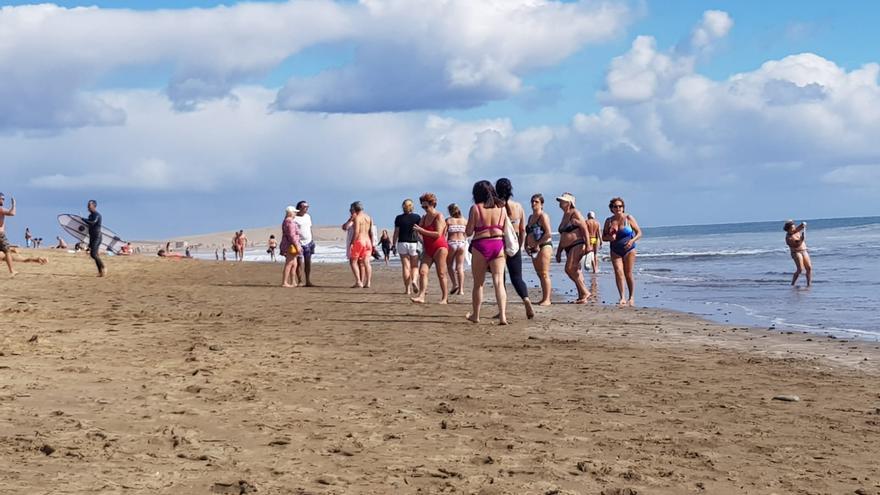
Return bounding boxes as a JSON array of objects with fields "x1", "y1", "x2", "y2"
[{"x1": 2, "y1": 0, "x2": 879, "y2": 242}]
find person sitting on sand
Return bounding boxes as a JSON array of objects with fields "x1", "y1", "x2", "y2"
[
  {"x1": 411, "y1": 193, "x2": 449, "y2": 304},
  {"x1": 157, "y1": 249, "x2": 186, "y2": 259},
  {"x1": 0, "y1": 192, "x2": 18, "y2": 276},
  {"x1": 54, "y1": 236, "x2": 68, "y2": 250},
  {"x1": 119, "y1": 242, "x2": 133, "y2": 255},
  {"x1": 784, "y1": 220, "x2": 812, "y2": 287},
  {"x1": 342, "y1": 201, "x2": 374, "y2": 288}
]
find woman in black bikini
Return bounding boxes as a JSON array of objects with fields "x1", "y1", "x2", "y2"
[
  {"x1": 525, "y1": 193, "x2": 553, "y2": 305},
  {"x1": 555, "y1": 192, "x2": 591, "y2": 303}
]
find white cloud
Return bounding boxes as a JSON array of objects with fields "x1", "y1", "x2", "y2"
[
  {"x1": 0, "y1": 0, "x2": 632, "y2": 129},
  {"x1": 822, "y1": 164, "x2": 880, "y2": 188}
]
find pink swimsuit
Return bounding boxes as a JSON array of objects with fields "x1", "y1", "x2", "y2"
[{"x1": 470, "y1": 206, "x2": 504, "y2": 261}]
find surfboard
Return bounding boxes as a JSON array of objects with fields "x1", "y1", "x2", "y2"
[{"x1": 57, "y1": 214, "x2": 126, "y2": 254}]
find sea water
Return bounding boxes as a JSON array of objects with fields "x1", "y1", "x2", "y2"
[{"x1": 195, "y1": 216, "x2": 880, "y2": 340}]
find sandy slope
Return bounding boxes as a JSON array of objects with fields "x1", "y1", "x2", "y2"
[{"x1": 1, "y1": 251, "x2": 878, "y2": 494}]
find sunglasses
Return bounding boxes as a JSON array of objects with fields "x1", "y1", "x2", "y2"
[{"x1": 611, "y1": 204, "x2": 624, "y2": 208}]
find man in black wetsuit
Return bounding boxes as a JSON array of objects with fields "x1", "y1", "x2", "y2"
[{"x1": 84, "y1": 199, "x2": 105, "y2": 277}]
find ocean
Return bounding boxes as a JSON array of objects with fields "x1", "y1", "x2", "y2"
[{"x1": 196, "y1": 216, "x2": 880, "y2": 341}]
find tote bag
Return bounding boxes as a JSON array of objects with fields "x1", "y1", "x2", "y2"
[{"x1": 503, "y1": 214, "x2": 519, "y2": 257}]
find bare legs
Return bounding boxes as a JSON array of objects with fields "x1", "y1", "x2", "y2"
[
  {"x1": 296, "y1": 253, "x2": 314, "y2": 287},
  {"x1": 281, "y1": 254, "x2": 298, "y2": 287},
  {"x1": 401, "y1": 254, "x2": 419, "y2": 294},
  {"x1": 531, "y1": 247, "x2": 552, "y2": 305},
  {"x1": 2, "y1": 249, "x2": 15, "y2": 276},
  {"x1": 589, "y1": 246, "x2": 600, "y2": 273},
  {"x1": 564, "y1": 245, "x2": 590, "y2": 303},
  {"x1": 467, "y1": 251, "x2": 507, "y2": 325},
  {"x1": 411, "y1": 249, "x2": 448, "y2": 304},
  {"x1": 349, "y1": 258, "x2": 363, "y2": 288},
  {"x1": 791, "y1": 252, "x2": 812, "y2": 287},
  {"x1": 610, "y1": 250, "x2": 637, "y2": 306},
  {"x1": 447, "y1": 248, "x2": 466, "y2": 295}
]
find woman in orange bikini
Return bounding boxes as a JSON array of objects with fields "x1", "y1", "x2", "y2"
[{"x1": 411, "y1": 193, "x2": 449, "y2": 304}]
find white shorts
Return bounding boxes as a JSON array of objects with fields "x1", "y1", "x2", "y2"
[{"x1": 397, "y1": 241, "x2": 421, "y2": 257}]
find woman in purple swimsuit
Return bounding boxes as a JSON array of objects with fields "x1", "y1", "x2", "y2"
[{"x1": 465, "y1": 180, "x2": 508, "y2": 325}]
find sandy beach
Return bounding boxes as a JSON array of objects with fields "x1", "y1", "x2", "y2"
[{"x1": 1, "y1": 251, "x2": 879, "y2": 494}]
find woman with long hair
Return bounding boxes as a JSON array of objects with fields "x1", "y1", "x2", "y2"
[
  {"x1": 379, "y1": 229, "x2": 392, "y2": 265},
  {"x1": 279, "y1": 205, "x2": 301, "y2": 288},
  {"x1": 446, "y1": 203, "x2": 468, "y2": 295},
  {"x1": 555, "y1": 192, "x2": 591, "y2": 303},
  {"x1": 466, "y1": 181, "x2": 508, "y2": 324},
  {"x1": 496, "y1": 178, "x2": 534, "y2": 319},
  {"x1": 411, "y1": 193, "x2": 449, "y2": 304},
  {"x1": 525, "y1": 193, "x2": 553, "y2": 305},
  {"x1": 603, "y1": 197, "x2": 642, "y2": 306},
  {"x1": 784, "y1": 220, "x2": 812, "y2": 287}
]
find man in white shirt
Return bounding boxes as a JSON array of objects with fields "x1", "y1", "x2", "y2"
[{"x1": 294, "y1": 200, "x2": 315, "y2": 287}]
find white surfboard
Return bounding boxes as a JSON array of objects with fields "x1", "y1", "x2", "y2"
[{"x1": 57, "y1": 214, "x2": 126, "y2": 254}]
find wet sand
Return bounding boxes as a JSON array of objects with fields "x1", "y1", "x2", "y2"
[{"x1": 1, "y1": 251, "x2": 879, "y2": 494}]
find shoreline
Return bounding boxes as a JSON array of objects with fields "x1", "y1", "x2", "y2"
[{"x1": 2, "y1": 251, "x2": 878, "y2": 493}]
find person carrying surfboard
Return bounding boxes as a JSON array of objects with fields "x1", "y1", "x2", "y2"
[
  {"x1": 0, "y1": 192, "x2": 18, "y2": 276},
  {"x1": 84, "y1": 200, "x2": 106, "y2": 277}
]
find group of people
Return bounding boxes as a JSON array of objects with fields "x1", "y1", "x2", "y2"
[{"x1": 334, "y1": 179, "x2": 644, "y2": 325}]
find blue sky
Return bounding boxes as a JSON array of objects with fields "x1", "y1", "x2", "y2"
[{"x1": 2, "y1": 0, "x2": 879, "y2": 242}]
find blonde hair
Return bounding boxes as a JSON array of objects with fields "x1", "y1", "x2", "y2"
[{"x1": 447, "y1": 203, "x2": 462, "y2": 218}]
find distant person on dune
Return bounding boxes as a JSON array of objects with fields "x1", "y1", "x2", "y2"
[
  {"x1": 24, "y1": 227, "x2": 32, "y2": 248},
  {"x1": 84, "y1": 199, "x2": 106, "y2": 277},
  {"x1": 294, "y1": 200, "x2": 316, "y2": 287},
  {"x1": 54, "y1": 236, "x2": 68, "y2": 250},
  {"x1": 0, "y1": 192, "x2": 19, "y2": 276},
  {"x1": 784, "y1": 220, "x2": 812, "y2": 287}
]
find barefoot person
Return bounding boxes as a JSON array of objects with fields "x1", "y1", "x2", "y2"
[
  {"x1": 0, "y1": 193, "x2": 18, "y2": 276},
  {"x1": 393, "y1": 199, "x2": 421, "y2": 294},
  {"x1": 555, "y1": 193, "x2": 590, "y2": 303},
  {"x1": 0, "y1": 249, "x2": 47, "y2": 265},
  {"x1": 525, "y1": 193, "x2": 553, "y2": 306},
  {"x1": 411, "y1": 193, "x2": 449, "y2": 304},
  {"x1": 446, "y1": 203, "x2": 468, "y2": 296},
  {"x1": 585, "y1": 211, "x2": 602, "y2": 274},
  {"x1": 294, "y1": 201, "x2": 316, "y2": 287},
  {"x1": 280, "y1": 206, "x2": 301, "y2": 287},
  {"x1": 267, "y1": 234, "x2": 278, "y2": 262},
  {"x1": 784, "y1": 220, "x2": 812, "y2": 287},
  {"x1": 24, "y1": 227, "x2": 32, "y2": 248},
  {"x1": 496, "y1": 178, "x2": 535, "y2": 319},
  {"x1": 379, "y1": 230, "x2": 392, "y2": 265},
  {"x1": 237, "y1": 230, "x2": 248, "y2": 262},
  {"x1": 603, "y1": 197, "x2": 642, "y2": 306},
  {"x1": 84, "y1": 200, "x2": 106, "y2": 277},
  {"x1": 343, "y1": 201, "x2": 373, "y2": 288},
  {"x1": 465, "y1": 181, "x2": 508, "y2": 325}
]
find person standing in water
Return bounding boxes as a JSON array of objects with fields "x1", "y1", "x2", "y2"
[
  {"x1": 0, "y1": 193, "x2": 18, "y2": 276},
  {"x1": 585, "y1": 211, "x2": 602, "y2": 274},
  {"x1": 784, "y1": 220, "x2": 812, "y2": 287},
  {"x1": 84, "y1": 199, "x2": 106, "y2": 277},
  {"x1": 267, "y1": 234, "x2": 278, "y2": 262}
]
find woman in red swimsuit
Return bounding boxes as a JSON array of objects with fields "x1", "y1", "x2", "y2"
[{"x1": 411, "y1": 192, "x2": 449, "y2": 304}]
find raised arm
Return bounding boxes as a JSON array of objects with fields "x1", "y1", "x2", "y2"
[{"x1": 1, "y1": 197, "x2": 15, "y2": 217}]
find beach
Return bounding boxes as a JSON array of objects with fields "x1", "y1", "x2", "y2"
[{"x1": 1, "y1": 251, "x2": 879, "y2": 494}]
